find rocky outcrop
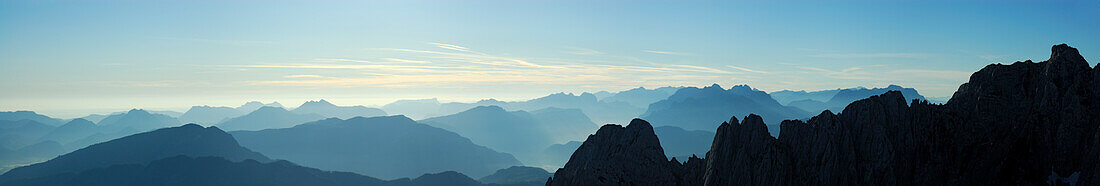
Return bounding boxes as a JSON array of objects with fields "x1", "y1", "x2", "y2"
[
  {"x1": 550, "y1": 44, "x2": 1100, "y2": 185},
  {"x1": 546, "y1": 119, "x2": 688, "y2": 186}
]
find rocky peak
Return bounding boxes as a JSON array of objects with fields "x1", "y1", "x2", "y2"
[{"x1": 547, "y1": 119, "x2": 682, "y2": 186}]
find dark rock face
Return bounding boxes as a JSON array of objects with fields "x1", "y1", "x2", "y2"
[
  {"x1": 550, "y1": 44, "x2": 1100, "y2": 185},
  {"x1": 546, "y1": 119, "x2": 688, "y2": 186}
]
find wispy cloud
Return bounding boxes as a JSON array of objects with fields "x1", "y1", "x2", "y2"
[
  {"x1": 809, "y1": 53, "x2": 926, "y2": 58},
  {"x1": 564, "y1": 47, "x2": 604, "y2": 55},
  {"x1": 284, "y1": 75, "x2": 324, "y2": 78},
  {"x1": 642, "y1": 50, "x2": 691, "y2": 56},
  {"x1": 726, "y1": 65, "x2": 770, "y2": 74}
]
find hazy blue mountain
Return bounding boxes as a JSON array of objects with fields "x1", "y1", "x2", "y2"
[
  {"x1": 230, "y1": 116, "x2": 522, "y2": 179},
  {"x1": 0, "y1": 111, "x2": 62, "y2": 126},
  {"x1": 598, "y1": 86, "x2": 682, "y2": 108},
  {"x1": 0, "y1": 124, "x2": 269, "y2": 182},
  {"x1": 528, "y1": 107, "x2": 598, "y2": 143},
  {"x1": 77, "y1": 114, "x2": 109, "y2": 124},
  {"x1": 653, "y1": 126, "x2": 714, "y2": 160},
  {"x1": 479, "y1": 166, "x2": 552, "y2": 186},
  {"x1": 823, "y1": 84, "x2": 926, "y2": 112},
  {"x1": 772, "y1": 85, "x2": 928, "y2": 114},
  {"x1": 381, "y1": 98, "x2": 444, "y2": 119},
  {"x1": 410, "y1": 171, "x2": 482, "y2": 186},
  {"x1": 786, "y1": 99, "x2": 828, "y2": 114},
  {"x1": 769, "y1": 88, "x2": 846, "y2": 105},
  {"x1": 178, "y1": 106, "x2": 244, "y2": 125},
  {"x1": 641, "y1": 84, "x2": 811, "y2": 135},
  {"x1": 420, "y1": 106, "x2": 598, "y2": 167},
  {"x1": 235, "y1": 101, "x2": 284, "y2": 113},
  {"x1": 0, "y1": 141, "x2": 64, "y2": 174},
  {"x1": 0, "y1": 120, "x2": 55, "y2": 150},
  {"x1": 291, "y1": 99, "x2": 387, "y2": 119},
  {"x1": 96, "y1": 109, "x2": 181, "y2": 133},
  {"x1": 540, "y1": 141, "x2": 582, "y2": 169},
  {"x1": 216, "y1": 106, "x2": 325, "y2": 131},
  {"x1": 383, "y1": 92, "x2": 643, "y2": 125},
  {"x1": 36, "y1": 119, "x2": 97, "y2": 145}
]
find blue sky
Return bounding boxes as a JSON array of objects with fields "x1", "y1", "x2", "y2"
[{"x1": 2, "y1": 0, "x2": 1098, "y2": 117}]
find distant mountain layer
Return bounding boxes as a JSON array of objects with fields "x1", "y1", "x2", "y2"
[
  {"x1": 0, "y1": 124, "x2": 269, "y2": 182},
  {"x1": 216, "y1": 106, "x2": 325, "y2": 131},
  {"x1": 420, "y1": 106, "x2": 596, "y2": 166},
  {"x1": 230, "y1": 116, "x2": 521, "y2": 179},
  {"x1": 772, "y1": 85, "x2": 927, "y2": 114},
  {"x1": 383, "y1": 92, "x2": 644, "y2": 125},
  {"x1": 546, "y1": 44, "x2": 1100, "y2": 185},
  {"x1": 291, "y1": 99, "x2": 386, "y2": 119},
  {"x1": 597, "y1": 86, "x2": 682, "y2": 108},
  {"x1": 178, "y1": 106, "x2": 243, "y2": 125},
  {"x1": 641, "y1": 84, "x2": 811, "y2": 134},
  {"x1": 0, "y1": 111, "x2": 62, "y2": 126},
  {"x1": 479, "y1": 166, "x2": 552, "y2": 186},
  {"x1": 653, "y1": 126, "x2": 713, "y2": 160}
]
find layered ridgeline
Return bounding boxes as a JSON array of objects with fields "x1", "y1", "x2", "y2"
[
  {"x1": 215, "y1": 106, "x2": 325, "y2": 131},
  {"x1": 0, "y1": 111, "x2": 62, "y2": 126},
  {"x1": 548, "y1": 44, "x2": 1100, "y2": 185},
  {"x1": 230, "y1": 115, "x2": 522, "y2": 179},
  {"x1": 478, "y1": 166, "x2": 552, "y2": 186},
  {"x1": 776, "y1": 85, "x2": 926, "y2": 113},
  {"x1": 383, "y1": 87, "x2": 678, "y2": 125},
  {"x1": 419, "y1": 106, "x2": 597, "y2": 168},
  {"x1": 178, "y1": 101, "x2": 283, "y2": 125},
  {"x1": 291, "y1": 99, "x2": 387, "y2": 119},
  {"x1": 0, "y1": 156, "x2": 530, "y2": 186},
  {"x1": 641, "y1": 84, "x2": 811, "y2": 135},
  {"x1": 0, "y1": 124, "x2": 270, "y2": 183}
]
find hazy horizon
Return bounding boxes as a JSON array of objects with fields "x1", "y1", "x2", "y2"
[{"x1": 3, "y1": 0, "x2": 1098, "y2": 118}]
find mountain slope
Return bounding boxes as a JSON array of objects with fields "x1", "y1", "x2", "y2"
[
  {"x1": 479, "y1": 166, "x2": 552, "y2": 186},
  {"x1": 178, "y1": 106, "x2": 244, "y2": 125},
  {"x1": 216, "y1": 106, "x2": 324, "y2": 131},
  {"x1": 0, "y1": 111, "x2": 61, "y2": 126},
  {"x1": 230, "y1": 116, "x2": 521, "y2": 179},
  {"x1": 291, "y1": 99, "x2": 387, "y2": 119},
  {"x1": 0, "y1": 124, "x2": 269, "y2": 182},
  {"x1": 96, "y1": 109, "x2": 181, "y2": 133},
  {"x1": 641, "y1": 84, "x2": 811, "y2": 134}
]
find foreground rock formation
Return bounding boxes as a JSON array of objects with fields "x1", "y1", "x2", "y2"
[{"x1": 550, "y1": 44, "x2": 1100, "y2": 185}]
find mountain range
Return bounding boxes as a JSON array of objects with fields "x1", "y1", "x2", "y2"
[
  {"x1": 641, "y1": 84, "x2": 811, "y2": 135},
  {"x1": 547, "y1": 44, "x2": 1100, "y2": 185},
  {"x1": 230, "y1": 115, "x2": 522, "y2": 179}
]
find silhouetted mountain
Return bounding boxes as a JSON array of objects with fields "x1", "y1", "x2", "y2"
[
  {"x1": 0, "y1": 120, "x2": 54, "y2": 150},
  {"x1": 0, "y1": 111, "x2": 61, "y2": 126},
  {"x1": 36, "y1": 119, "x2": 96, "y2": 145},
  {"x1": 230, "y1": 116, "x2": 521, "y2": 179},
  {"x1": 235, "y1": 101, "x2": 284, "y2": 113},
  {"x1": 598, "y1": 86, "x2": 682, "y2": 108},
  {"x1": 641, "y1": 84, "x2": 811, "y2": 135},
  {"x1": 96, "y1": 109, "x2": 181, "y2": 133},
  {"x1": 291, "y1": 99, "x2": 387, "y2": 119},
  {"x1": 0, "y1": 124, "x2": 269, "y2": 182},
  {"x1": 653, "y1": 126, "x2": 713, "y2": 160},
  {"x1": 77, "y1": 114, "x2": 109, "y2": 124},
  {"x1": 771, "y1": 85, "x2": 927, "y2": 114},
  {"x1": 178, "y1": 106, "x2": 244, "y2": 125},
  {"x1": 420, "y1": 106, "x2": 597, "y2": 166},
  {"x1": 216, "y1": 106, "x2": 324, "y2": 131},
  {"x1": 547, "y1": 44, "x2": 1100, "y2": 185},
  {"x1": 546, "y1": 119, "x2": 684, "y2": 186},
  {"x1": 479, "y1": 166, "x2": 551, "y2": 186}
]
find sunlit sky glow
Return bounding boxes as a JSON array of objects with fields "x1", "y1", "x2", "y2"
[{"x1": 2, "y1": 0, "x2": 1098, "y2": 118}]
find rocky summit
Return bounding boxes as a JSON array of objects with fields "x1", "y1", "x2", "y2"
[{"x1": 549, "y1": 44, "x2": 1100, "y2": 186}]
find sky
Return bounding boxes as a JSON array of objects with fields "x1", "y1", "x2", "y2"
[{"x1": 1, "y1": 0, "x2": 1098, "y2": 118}]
